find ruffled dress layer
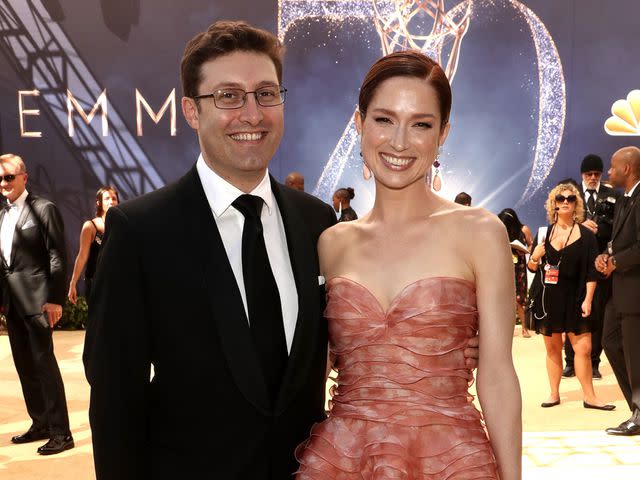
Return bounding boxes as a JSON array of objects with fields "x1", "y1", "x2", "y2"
[{"x1": 296, "y1": 276, "x2": 497, "y2": 479}]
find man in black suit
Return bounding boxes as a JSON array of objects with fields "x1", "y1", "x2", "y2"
[
  {"x1": 563, "y1": 154, "x2": 619, "y2": 379},
  {"x1": 0, "y1": 154, "x2": 73, "y2": 454},
  {"x1": 83, "y1": 21, "x2": 479, "y2": 479},
  {"x1": 82, "y1": 21, "x2": 337, "y2": 480},
  {"x1": 596, "y1": 146, "x2": 640, "y2": 436}
]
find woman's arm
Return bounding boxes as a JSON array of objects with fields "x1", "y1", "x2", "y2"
[
  {"x1": 581, "y1": 281, "x2": 596, "y2": 317},
  {"x1": 581, "y1": 228, "x2": 598, "y2": 317},
  {"x1": 527, "y1": 233, "x2": 545, "y2": 272},
  {"x1": 317, "y1": 223, "x2": 344, "y2": 383},
  {"x1": 522, "y1": 224, "x2": 533, "y2": 248},
  {"x1": 68, "y1": 221, "x2": 96, "y2": 304},
  {"x1": 472, "y1": 213, "x2": 522, "y2": 480}
]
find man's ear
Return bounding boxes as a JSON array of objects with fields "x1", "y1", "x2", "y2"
[{"x1": 182, "y1": 97, "x2": 199, "y2": 130}]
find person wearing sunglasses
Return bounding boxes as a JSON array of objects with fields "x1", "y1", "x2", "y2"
[
  {"x1": 0, "y1": 154, "x2": 73, "y2": 454},
  {"x1": 562, "y1": 155, "x2": 620, "y2": 381},
  {"x1": 527, "y1": 182, "x2": 614, "y2": 411}
]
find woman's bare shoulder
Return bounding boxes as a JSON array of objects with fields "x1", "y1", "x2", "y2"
[
  {"x1": 318, "y1": 219, "x2": 366, "y2": 274},
  {"x1": 439, "y1": 204, "x2": 503, "y2": 235},
  {"x1": 81, "y1": 219, "x2": 98, "y2": 233},
  {"x1": 318, "y1": 220, "x2": 360, "y2": 251}
]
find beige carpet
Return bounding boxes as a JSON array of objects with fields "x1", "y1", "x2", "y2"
[{"x1": 0, "y1": 330, "x2": 638, "y2": 479}]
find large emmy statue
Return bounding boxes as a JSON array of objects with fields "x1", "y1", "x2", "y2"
[
  {"x1": 279, "y1": 0, "x2": 566, "y2": 208},
  {"x1": 314, "y1": 0, "x2": 472, "y2": 199},
  {"x1": 373, "y1": 0, "x2": 470, "y2": 80}
]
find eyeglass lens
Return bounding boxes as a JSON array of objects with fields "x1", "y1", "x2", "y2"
[{"x1": 214, "y1": 86, "x2": 285, "y2": 108}]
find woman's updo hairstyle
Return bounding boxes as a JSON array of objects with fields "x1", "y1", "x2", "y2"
[
  {"x1": 358, "y1": 50, "x2": 452, "y2": 128},
  {"x1": 335, "y1": 187, "x2": 355, "y2": 202}
]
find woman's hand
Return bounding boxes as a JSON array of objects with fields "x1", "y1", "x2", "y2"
[
  {"x1": 581, "y1": 299, "x2": 592, "y2": 317},
  {"x1": 531, "y1": 243, "x2": 545, "y2": 263},
  {"x1": 68, "y1": 284, "x2": 77, "y2": 305}
]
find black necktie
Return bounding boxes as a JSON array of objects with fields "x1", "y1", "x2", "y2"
[
  {"x1": 586, "y1": 189, "x2": 596, "y2": 214},
  {"x1": 619, "y1": 196, "x2": 630, "y2": 218},
  {"x1": 232, "y1": 194, "x2": 287, "y2": 402}
]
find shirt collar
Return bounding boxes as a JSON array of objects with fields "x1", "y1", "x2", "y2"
[
  {"x1": 196, "y1": 154, "x2": 274, "y2": 217},
  {"x1": 8, "y1": 188, "x2": 28, "y2": 210},
  {"x1": 626, "y1": 179, "x2": 640, "y2": 197},
  {"x1": 582, "y1": 181, "x2": 600, "y2": 193}
]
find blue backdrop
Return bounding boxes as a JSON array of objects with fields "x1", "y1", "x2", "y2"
[{"x1": 0, "y1": 0, "x2": 638, "y2": 262}]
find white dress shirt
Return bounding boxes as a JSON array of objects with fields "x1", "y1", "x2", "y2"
[
  {"x1": 1, "y1": 189, "x2": 28, "y2": 266},
  {"x1": 582, "y1": 181, "x2": 600, "y2": 203},
  {"x1": 625, "y1": 180, "x2": 640, "y2": 197},
  {"x1": 196, "y1": 155, "x2": 298, "y2": 353}
]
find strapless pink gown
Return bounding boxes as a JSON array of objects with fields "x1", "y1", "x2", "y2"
[{"x1": 296, "y1": 276, "x2": 498, "y2": 479}]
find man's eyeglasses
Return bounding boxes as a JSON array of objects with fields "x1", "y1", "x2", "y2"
[
  {"x1": 0, "y1": 173, "x2": 25, "y2": 183},
  {"x1": 193, "y1": 86, "x2": 287, "y2": 109},
  {"x1": 555, "y1": 194, "x2": 577, "y2": 203}
]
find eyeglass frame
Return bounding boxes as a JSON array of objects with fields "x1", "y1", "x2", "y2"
[
  {"x1": 192, "y1": 85, "x2": 287, "y2": 109},
  {"x1": 0, "y1": 173, "x2": 26, "y2": 183},
  {"x1": 555, "y1": 194, "x2": 577, "y2": 203}
]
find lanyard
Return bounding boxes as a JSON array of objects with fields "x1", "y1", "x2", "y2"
[{"x1": 546, "y1": 222, "x2": 576, "y2": 267}]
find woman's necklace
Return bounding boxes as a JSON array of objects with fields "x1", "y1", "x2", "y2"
[{"x1": 551, "y1": 222, "x2": 575, "y2": 247}]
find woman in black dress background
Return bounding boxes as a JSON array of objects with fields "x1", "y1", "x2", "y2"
[
  {"x1": 68, "y1": 186, "x2": 119, "y2": 304},
  {"x1": 332, "y1": 187, "x2": 358, "y2": 222},
  {"x1": 498, "y1": 208, "x2": 531, "y2": 337},
  {"x1": 528, "y1": 183, "x2": 614, "y2": 410}
]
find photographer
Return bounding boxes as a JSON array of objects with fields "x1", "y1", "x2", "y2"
[{"x1": 563, "y1": 154, "x2": 620, "y2": 379}]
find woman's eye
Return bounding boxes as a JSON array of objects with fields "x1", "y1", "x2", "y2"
[
  {"x1": 415, "y1": 122, "x2": 432, "y2": 129},
  {"x1": 374, "y1": 117, "x2": 391, "y2": 124}
]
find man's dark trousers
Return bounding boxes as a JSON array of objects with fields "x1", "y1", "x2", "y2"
[{"x1": 6, "y1": 303, "x2": 70, "y2": 434}]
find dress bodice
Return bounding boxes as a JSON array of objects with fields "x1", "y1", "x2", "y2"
[
  {"x1": 296, "y1": 276, "x2": 497, "y2": 479},
  {"x1": 325, "y1": 276, "x2": 480, "y2": 424}
]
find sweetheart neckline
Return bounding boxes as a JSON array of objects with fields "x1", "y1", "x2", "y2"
[{"x1": 326, "y1": 275, "x2": 475, "y2": 315}]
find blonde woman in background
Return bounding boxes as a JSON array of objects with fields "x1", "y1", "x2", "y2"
[{"x1": 527, "y1": 183, "x2": 614, "y2": 410}]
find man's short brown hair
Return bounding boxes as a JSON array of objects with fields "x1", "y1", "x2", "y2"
[{"x1": 180, "y1": 20, "x2": 284, "y2": 99}]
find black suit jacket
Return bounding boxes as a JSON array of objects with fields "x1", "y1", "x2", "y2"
[
  {"x1": 580, "y1": 183, "x2": 619, "y2": 253},
  {"x1": 0, "y1": 194, "x2": 67, "y2": 317},
  {"x1": 610, "y1": 185, "x2": 640, "y2": 314},
  {"x1": 83, "y1": 165, "x2": 337, "y2": 479}
]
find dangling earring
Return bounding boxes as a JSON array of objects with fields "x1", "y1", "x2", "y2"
[
  {"x1": 432, "y1": 147, "x2": 442, "y2": 191},
  {"x1": 360, "y1": 151, "x2": 372, "y2": 181},
  {"x1": 338, "y1": 202, "x2": 343, "y2": 217},
  {"x1": 363, "y1": 163, "x2": 372, "y2": 181}
]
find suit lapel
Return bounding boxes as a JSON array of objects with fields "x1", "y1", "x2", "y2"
[
  {"x1": 612, "y1": 188, "x2": 640, "y2": 241},
  {"x1": 0, "y1": 209, "x2": 7, "y2": 269},
  {"x1": 177, "y1": 166, "x2": 271, "y2": 414},
  {"x1": 270, "y1": 179, "x2": 321, "y2": 414}
]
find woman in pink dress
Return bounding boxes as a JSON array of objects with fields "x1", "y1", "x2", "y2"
[{"x1": 296, "y1": 51, "x2": 522, "y2": 479}]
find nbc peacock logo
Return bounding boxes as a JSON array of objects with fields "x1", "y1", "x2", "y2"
[{"x1": 604, "y1": 90, "x2": 640, "y2": 136}]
